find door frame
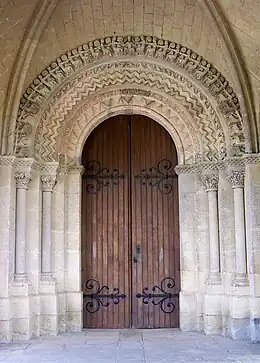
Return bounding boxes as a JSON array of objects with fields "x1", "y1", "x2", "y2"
[{"x1": 64, "y1": 107, "x2": 198, "y2": 333}]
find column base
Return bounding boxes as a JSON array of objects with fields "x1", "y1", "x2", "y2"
[
  {"x1": 232, "y1": 274, "x2": 249, "y2": 287},
  {"x1": 41, "y1": 272, "x2": 55, "y2": 282},
  {"x1": 66, "y1": 292, "x2": 83, "y2": 332},
  {"x1": 14, "y1": 274, "x2": 29, "y2": 285},
  {"x1": 39, "y1": 278, "x2": 58, "y2": 336},
  {"x1": 11, "y1": 279, "x2": 33, "y2": 340},
  {"x1": 203, "y1": 274, "x2": 223, "y2": 335},
  {"x1": 206, "y1": 272, "x2": 222, "y2": 286}
]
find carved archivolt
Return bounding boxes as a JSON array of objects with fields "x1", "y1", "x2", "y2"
[
  {"x1": 18, "y1": 35, "x2": 240, "y2": 120},
  {"x1": 59, "y1": 89, "x2": 199, "y2": 165},
  {"x1": 32, "y1": 63, "x2": 228, "y2": 164},
  {"x1": 14, "y1": 35, "x2": 246, "y2": 163}
]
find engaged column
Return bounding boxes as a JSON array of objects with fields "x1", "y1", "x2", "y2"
[
  {"x1": 41, "y1": 175, "x2": 56, "y2": 280},
  {"x1": 228, "y1": 169, "x2": 248, "y2": 286},
  {"x1": 201, "y1": 173, "x2": 221, "y2": 284},
  {"x1": 14, "y1": 172, "x2": 31, "y2": 281}
]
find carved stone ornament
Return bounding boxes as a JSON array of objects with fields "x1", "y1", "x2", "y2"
[
  {"x1": 18, "y1": 35, "x2": 240, "y2": 121},
  {"x1": 175, "y1": 164, "x2": 201, "y2": 175},
  {"x1": 243, "y1": 153, "x2": 260, "y2": 165},
  {"x1": 0, "y1": 156, "x2": 16, "y2": 166},
  {"x1": 14, "y1": 172, "x2": 32, "y2": 189},
  {"x1": 201, "y1": 174, "x2": 219, "y2": 191},
  {"x1": 228, "y1": 170, "x2": 245, "y2": 188},
  {"x1": 41, "y1": 175, "x2": 57, "y2": 192},
  {"x1": 14, "y1": 35, "x2": 245, "y2": 162},
  {"x1": 37, "y1": 85, "x2": 206, "y2": 163}
]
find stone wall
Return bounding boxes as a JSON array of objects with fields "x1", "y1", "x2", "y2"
[{"x1": 0, "y1": 154, "x2": 260, "y2": 342}]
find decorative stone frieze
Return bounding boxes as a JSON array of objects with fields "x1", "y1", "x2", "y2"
[
  {"x1": 243, "y1": 153, "x2": 260, "y2": 165},
  {"x1": 67, "y1": 164, "x2": 85, "y2": 175},
  {"x1": 174, "y1": 164, "x2": 200, "y2": 175},
  {"x1": 175, "y1": 162, "x2": 221, "y2": 175},
  {"x1": 35, "y1": 161, "x2": 59, "y2": 174},
  {"x1": 0, "y1": 155, "x2": 16, "y2": 166}
]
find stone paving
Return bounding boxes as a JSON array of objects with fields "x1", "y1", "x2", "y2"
[{"x1": 0, "y1": 329, "x2": 260, "y2": 363}]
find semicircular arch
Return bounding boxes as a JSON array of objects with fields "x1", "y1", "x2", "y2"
[{"x1": 13, "y1": 35, "x2": 249, "y2": 164}]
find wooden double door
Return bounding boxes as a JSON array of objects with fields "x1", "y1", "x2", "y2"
[{"x1": 81, "y1": 115, "x2": 180, "y2": 329}]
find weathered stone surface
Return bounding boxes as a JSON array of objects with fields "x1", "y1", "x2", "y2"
[
  {"x1": 0, "y1": 0, "x2": 260, "y2": 345},
  {"x1": 0, "y1": 330, "x2": 259, "y2": 362}
]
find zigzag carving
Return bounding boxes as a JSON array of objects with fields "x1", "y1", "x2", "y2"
[
  {"x1": 63, "y1": 91, "x2": 196, "y2": 164},
  {"x1": 38, "y1": 90, "x2": 199, "y2": 163},
  {"x1": 14, "y1": 35, "x2": 245, "y2": 161},
  {"x1": 33, "y1": 68, "x2": 223, "y2": 162}
]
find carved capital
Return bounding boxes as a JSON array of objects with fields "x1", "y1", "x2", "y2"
[
  {"x1": 14, "y1": 172, "x2": 32, "y2": 189},
  {"x1": 41, "y1": 175, "x2": 57, "y2": 192},
  {"x1": 228, "y1": 170, "x2": 245, "y2": 188},
  {"x1": 201, "y1": 174, "x2": 219, "y2": 191}
]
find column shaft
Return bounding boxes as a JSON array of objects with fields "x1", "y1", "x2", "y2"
[
  {"x1": 234, "y1": 187, "x2": 247, "y2": 275},
  {"x1": 201, "y1": 173, "x2": 221, "y2": 284},
  {"x1": 41, "y1": 175, "x2": 56, "y2": 279},
  {"x1": 228, "y1": 169, "x2": 248, "y2": 285},
  {"x1": 41, "y1": 190, "x2": 52, "y2": 275},
  {"x1": 208, "y1": 190, "x2": 220, "y2": 274},
  {"x1": 14, "y1": 172, "x2": 31, "y2": 280},
  {"x1": 15, "y1": 188, "x2": 27, "y2": 277}
]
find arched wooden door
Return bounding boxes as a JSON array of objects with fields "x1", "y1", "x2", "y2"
[{"x1": 81, "y1": 115, "x2": 180, "y2": 329}]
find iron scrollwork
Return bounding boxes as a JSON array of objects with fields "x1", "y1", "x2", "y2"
[
  {"x1": 136, "y1": 277, "x2": 178, "y2": 314},
  {"x1": 83, "y1": 279, "x2": 126, "y2": 313},
  {"x1": 134, "y1": 159, "x2": 176, "y2": 194},
  {"x1": 84, "y1": 160, "x2": 125, "y2": 194}
]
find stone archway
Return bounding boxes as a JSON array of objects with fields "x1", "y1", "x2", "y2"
[
  {"x1": 12, "y1": 35, "x2": 248, "y2": 163},
  {"x1": 1, "y1": 35, "x2": 259, "y2": 342}
]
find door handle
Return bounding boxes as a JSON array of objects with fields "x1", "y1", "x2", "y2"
[{"x1": 133, "y1": 244, "x2": 141, "y2": 263}]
